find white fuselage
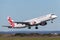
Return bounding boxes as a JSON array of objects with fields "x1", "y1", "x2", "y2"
[{"x1": 14, "y1": 14, "x2": 57, "y2": 28}]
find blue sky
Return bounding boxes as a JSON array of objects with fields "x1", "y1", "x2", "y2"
[{"x1": 0, "y1": 0, "x2": 60, "y2": 31}]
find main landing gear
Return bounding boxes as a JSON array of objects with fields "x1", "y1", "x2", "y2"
[
  {"x1": 28, "y1": 26, "x2": 38, "y2": 29},
  {"x1": 35, "y1": 26, "x2": 38, "y2": 29},
  {"x1": 28, "y1": 27, "x2": 31, "y2": 29}
]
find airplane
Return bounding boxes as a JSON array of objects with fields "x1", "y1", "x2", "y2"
[{"x1": 3, "y1": 14, "x2": 57, "y2": 29}]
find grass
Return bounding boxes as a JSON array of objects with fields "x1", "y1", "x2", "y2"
[
  {"x1": 0, "y1": 37, "x2": 60, "y2": 40},
  {"x1": 0, "y1": 33, "x2": 60, "y2": 40}
]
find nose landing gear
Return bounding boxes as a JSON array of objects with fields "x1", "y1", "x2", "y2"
[{"x1": 51, "y1": 19, "x2": 53, "y2": 23}]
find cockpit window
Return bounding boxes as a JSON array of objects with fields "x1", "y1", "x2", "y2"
[{"x1": 51, "y1": 14, "x2": 55, "y2": 15}]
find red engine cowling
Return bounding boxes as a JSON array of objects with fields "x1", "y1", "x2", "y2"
[{"x1": 40, "y1": 21, "x2": 47, "y2": 26}]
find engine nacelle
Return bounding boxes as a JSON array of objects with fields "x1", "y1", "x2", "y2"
[{"x1": 39, "y1": 21, "x2": 47, "y2": 26}]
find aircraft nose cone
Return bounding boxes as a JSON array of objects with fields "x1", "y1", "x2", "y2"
[
  {"x1": 55, "y1": 16, "x2": 57, "y2": 18},
  {"x1": 52, "y1": 15, "x2": 57, "y2": 18}
]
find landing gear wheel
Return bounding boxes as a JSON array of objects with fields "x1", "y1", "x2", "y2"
[
  {"x1": 35, "y1": 27, "x2": 38, "y2": 29},
  {"x1": 28, "y1": 27, "x2": 31, "y2": 29},
  {"x1": 51, "y1": 21, "x2": 53, "y2": 23},
  {"x1": 51, "y1": 19, "x2": 53, "y2": 23}
]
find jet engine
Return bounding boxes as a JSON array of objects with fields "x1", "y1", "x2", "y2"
[{"x1": 39, "y1": 21, "x2": 47, "y2": 26}]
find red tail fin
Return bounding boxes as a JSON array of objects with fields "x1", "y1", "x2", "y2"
[{"x1": 7, "y1": 16, "x2": 15, "y2": 28}]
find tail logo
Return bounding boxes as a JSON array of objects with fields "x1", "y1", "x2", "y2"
[{"x1": 8, "y1": 17, "x2": 15, "y2": 28}]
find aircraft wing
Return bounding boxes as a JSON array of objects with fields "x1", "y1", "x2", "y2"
[{"x1": 14, "y1": 22, "x2": 30, "y2": 25}]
